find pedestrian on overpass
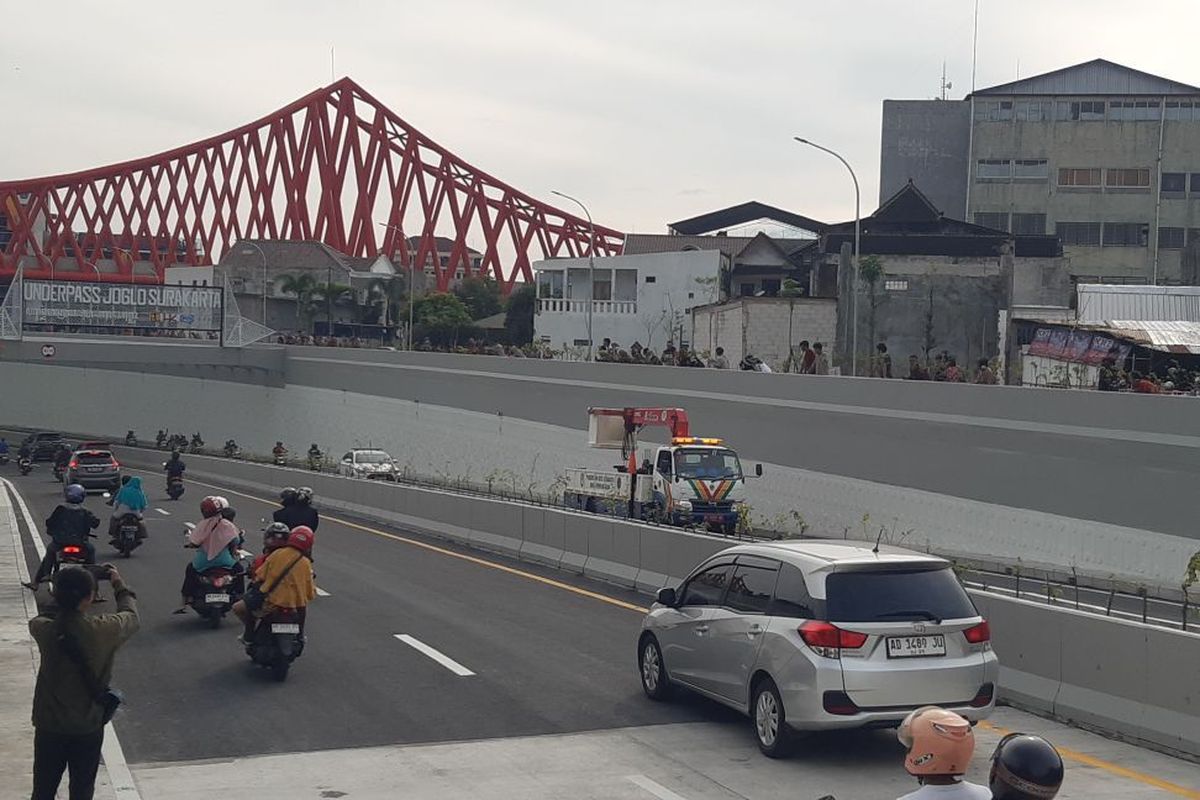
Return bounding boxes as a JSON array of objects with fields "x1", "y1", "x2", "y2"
[
  {"x1": 28, "y1": 564, "x2": 139, "y2": 800},
  {"x1": 896, "y1": 707, "x2": 990, "y2": 799}
]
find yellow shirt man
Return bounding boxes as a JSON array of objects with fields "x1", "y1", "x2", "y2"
[{"x1": 254, "y1": 547, "x2": 316, "y2": 610}]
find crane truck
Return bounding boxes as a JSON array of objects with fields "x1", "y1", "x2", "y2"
[{"x1": 562, "y1": 406, "x2": 761, "y2": 533}]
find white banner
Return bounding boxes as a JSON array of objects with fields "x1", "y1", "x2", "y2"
[{"x1": 21, "y1": 280, "x2": 222, "y2": 331}]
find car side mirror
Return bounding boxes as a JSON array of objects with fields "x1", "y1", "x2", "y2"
[
  {"x1": 755, "y1": 463, "x2": 763, "y2": 477},
  {"x1": 656, "y1": 587, "x2": 677, "y2": 607}
]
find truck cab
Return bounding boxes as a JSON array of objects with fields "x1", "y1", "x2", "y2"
[{"x1": 650, "y1": 438, "x2": 750, "y2": 533}]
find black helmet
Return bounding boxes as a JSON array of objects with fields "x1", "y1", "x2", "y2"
[
  {"x1": 989, "y1": 734, "x2": 1064, "y2": 800},
  {"x1": 263, "y1": 521, "x2": 290, "y2": 548},
  {"x1": 280, "y1": 487, "x2": 298, "y2": 506}
]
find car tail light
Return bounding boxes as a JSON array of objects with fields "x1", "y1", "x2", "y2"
[
  {"x1": 111, "y1": 459, "x2": 121, "y2": 469},
  {"x1": 970, "y1": 683, "x2": 995, "y2": 708},
  {"x1": 963, "y1": 621, "x2": 991, "y2": 644},
  {"x1": 822, "y1": 691, "x2": 860, "y2": 716},
  {"x1": 799, "y1": 621, "x2": 868, "y2": 658},
  {"x1": 62, "y1": 545, "x2": 82, "y2": 555},
  {"x1": 68, "y1": 459, "x2": 78, "y2": 469}
]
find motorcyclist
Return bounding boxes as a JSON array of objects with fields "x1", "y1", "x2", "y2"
[
  {"x1": 273, "y1": 486, "x2": 320, "y2": 531},
  {"x1": 272, "y1": 441, "x2": 288, "y2": 461},
  {"x1": 306, "y1": 443, "x2": 322, "y2": 464},
  {"x1": 164, "y1": 450, "x2": 186, "y2": 489},
  {"x1": 988, "y1": 733, "x2": 1064, "y2": 800},
  {"x1": 895, "y1": 706, "x2": 989, "y2": 799},
  {"x1": 0, "y1": 437, "x2": 9, "y2": 456},
  {"x1": 53, "y1": 444, "x2": 72, "y2": 474},
  {"x1": 24, "y1": 484, "x2": 100, "y2": 592},
  {"x1": 174, "y1": 496, "x2": 242, "y2": 614},
  {"x1": 250, "y1": 522, "x2": 292, "y2": 580},
  {"x1": 107, "y1": 475, "x2": 149, "y2": 545},
  {"x1": 234, "y1": 525, "x2": 316, "y2": 644},
  {"x1": 124, "y1": 430, "x2": 137, "y2": 445},
  {"x1": 17, "y1": 440, "x2": 33, "y2": 460}
]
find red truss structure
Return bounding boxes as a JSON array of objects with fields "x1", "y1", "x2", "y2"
[{"x1": 0, "y1": 78, "x2": 624, "y2": 292}]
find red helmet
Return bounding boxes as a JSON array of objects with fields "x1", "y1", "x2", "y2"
[
  {"x1": 200, "y1": 495, "x2": 229, "y2": 519},
  {"x1": 287, "y1": 526, "x2": 315, "y2": 556}
]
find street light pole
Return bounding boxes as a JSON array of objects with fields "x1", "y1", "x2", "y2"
[
  {"x1": 378, "y1": 222, "x2": 415, "y2": 350},
  {"x1": 794, "y1": 137, "x2": 861, "y2": 376},
  {"x1": 551, "y1": 190, "x2": 596, "y2": 361}
]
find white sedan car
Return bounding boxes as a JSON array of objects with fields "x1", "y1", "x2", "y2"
[{"x1": 337, "y1": 449, "x2": 399, "y2": 481}]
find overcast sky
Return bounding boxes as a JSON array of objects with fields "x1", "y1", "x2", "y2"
[{"x1": 2, "y1": 0, "x2": 1197, "y2": 236}]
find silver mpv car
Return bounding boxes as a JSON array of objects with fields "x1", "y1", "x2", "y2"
[{"x1": 637, "y1": 540, "x2": 998, "y2": 756}]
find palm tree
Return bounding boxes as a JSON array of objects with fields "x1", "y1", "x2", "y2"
[
  {"x1": 362, "y1": 276, "x2": 407, "y2": 327},
  {"x1": 278, "y1": 273, "x2": 317, "y2": 329},
  {"x1": 311, "y1": 281, "x2": 353, "y2": 334}
]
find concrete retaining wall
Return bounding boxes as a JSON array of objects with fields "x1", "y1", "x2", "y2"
[
  {"x1": 3, "y1": 358, "x2": 1197, "y2": 589},
  {"x1": 128, "y1": 452, "x2": 1199, "y2": 759}
]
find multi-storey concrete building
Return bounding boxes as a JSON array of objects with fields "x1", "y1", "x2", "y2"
[{"x1": 881, "y1": 59, "x2": 1200, "y2": 285}]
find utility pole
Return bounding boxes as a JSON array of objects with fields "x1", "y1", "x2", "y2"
[{"x1": 551, "y1": 190, "x2": 597, "y2": 361}]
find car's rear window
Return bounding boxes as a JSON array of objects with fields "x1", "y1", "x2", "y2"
[
  {"x1": 77, "y1": 451, "x2": 113, "y2": 464},
  {"x1": 825, "y1": 567, "x2": 976, "y2": 623}
]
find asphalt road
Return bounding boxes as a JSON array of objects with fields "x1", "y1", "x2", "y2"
[{"x1": 4, "y1": 465, "x2": 726, "y2": 766}]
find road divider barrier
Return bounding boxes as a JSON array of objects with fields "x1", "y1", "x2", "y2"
[{"x1": 130, "y1": 451, "x2": 1199, "y2": 760}]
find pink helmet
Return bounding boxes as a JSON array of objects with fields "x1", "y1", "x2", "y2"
[{"x1": 899, "y1": 706, "x2": 975, "y2": 777}]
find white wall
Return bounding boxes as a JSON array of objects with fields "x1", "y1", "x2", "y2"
[
  {"x1": 692, "y1": 298, "x2": 838, "y2": 370},
  {"x1": 533, "y1": 250, "x2": 721, "y2": 352}
]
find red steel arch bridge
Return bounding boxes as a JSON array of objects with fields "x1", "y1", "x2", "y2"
[{"x1": 0, "y1": 78, "x2": 624, "y2": 293}]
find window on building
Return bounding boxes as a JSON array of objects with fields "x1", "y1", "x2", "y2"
[
  {"x1": 1158, "y1": 227, "x2": 1186, "y2": 249},
  {"x1": 1103, "y1": 222, "x2": 1148, "y2": 247},
  {"x1": 884, "y1": 279, "x2": 909, "y2": 291},
  {"x1": 976, "y1": 159, "x2": 1012, "y2": 179},
  {"x1": 761, "y1": 279, "x2": 782, "y2": 296},
  {"x1": 1109, "y1": 99, "x2": 1160, "y2": 121},
  {"x1": 1165, "y1": 101, "x2": 1195, "y2": 121},
  {"x1": 1058, "y1": 167, "x2": 1102, "y2": 187},
  {"x1": 1013, "y1": 159, "x2": 1049, "y2": 180},
  {"x1": 1191, "y1": 174, "x2": 1200, "y2": 194},
  {"x1": 1162, "y1": 172, "x2": 1187, "y2": 194},
  {"x1": 614, "y1": 269, "x2": 637, "y2": 301},
  {"x1": 1014, "y1": 100, "x2": 1050, "y2": 122},
  {"x1": 471, "y1": 257, "x2": 482, "y2": 268},
  {"x1": 1056, "y1": 222, "x2": 1102, "y2": 246},
  {"x1": 974, "y1": 212, "x2": 1009, "y2": 230},
  {"x1": 644, "y1": 275, "x2": 656, "y2": 283},
  {"x1": 1012, "y1": 213, "x2": 1047, "y2": 235},
  {"x1": 1190, "y1": 229, "x2": 1200, "y2": 247},
  {"x1": 739, "y1": 282, "x2": 755, "y2": 297},
  {"x1": 1106, "y1": 168, "x2": 1151, "y2": 188},
  {"x1": 537, "y1": 270, "x2": 564, "y2": 299},
  {"x1": 1057, "y1": 100, "x2": 1105, "y2": 121},
  {"x1": 592, "y1": 276, "x2": 612, "y2": 301},
  {"x1": 979, "y1": 100, "x2": 1013, "y2": 121},
  {"x1": 439, "y1": 255, "x2": 449, "y2": 267}
]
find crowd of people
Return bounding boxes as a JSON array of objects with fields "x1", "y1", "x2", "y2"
[
  {"x1": 1097, "y1": 356, "x2": 1200, "y2": 394},
  {"x1": 904, "y1": 349, "x2": 998, "y2": 385},
  {"x1": 274, "y1": 333, "x2": 374, "y2": 348}
]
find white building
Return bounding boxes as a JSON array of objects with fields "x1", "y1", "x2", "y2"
[{"x1": 533, "y1": 250, "x2": 722, "y2": 353}]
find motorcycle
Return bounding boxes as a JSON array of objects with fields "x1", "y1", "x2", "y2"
[
  {"x1": 155, "y1": 431, "x2": 169, "y2": 449},
  {"x1": 306, "y1": 450, "x2": 323, "y2": 471},
  {"x1": 246, "y1": 606, "x2": 306, "y2": 681},
  {"x1": 52, "y1": 462, "x2": 67, "y2": 482},
  {"x1": 164, "y1": 467, "x2": 186, "y2": 500},
  {"x1": 113, "y1": 513, "x2": 144, "y2": 558},
  {"x1": 18, "y1": 457, "x2": 33, "y2": 476},
  {"x1": 273, "y1": 449, "x2": 288, "y2": 467},
  {"x1": 184, "y1": 532, "x2": 247, "y2": 628},
  {"x1": 0, "y1": 452, "x2": 8, "y2": 466},
  {"x1": 124, "y1": 431, "x2": 138, "y2": 447},
  {"x1": 223, "y1": 439, "x2": 241, "y2": 459},
  {"x1": 189, "y1": 434, "x2": 205, "y2": 454},
  {"x1": 169, "y1": 433, "x2": 188, "y2": 451}
]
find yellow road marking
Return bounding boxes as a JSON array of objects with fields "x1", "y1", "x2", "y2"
[
  {"x1": 138, "y1": 470, "x2": 651, "y2": 615},
  {"x1": 979, "y1": 722, "x2": 1200, "y2": 798}
]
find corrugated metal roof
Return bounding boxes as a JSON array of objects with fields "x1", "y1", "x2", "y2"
[
  {"x1": 972, "y1": 58, "x2": 1200, "y2": 97},
  {"x1": 1106, "y1": 320, "x2": 1200, "y2": 353},
  {"x1": 1077, "y1": 284, "x2": 1200, "y2": 324}
]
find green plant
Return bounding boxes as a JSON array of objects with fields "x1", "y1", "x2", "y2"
[
  {"x1": 414, "y1": 292, "x2": 475, "y2": 347},
  {"x1": 858, "y1": 256, "x2": 886, "y2": 365},
  {"x1": 504, "y1": 284, "x2": 536, "y2": 345},
  {"x1": 454, "y1": 276, "x2": 503, "y2": 320}
]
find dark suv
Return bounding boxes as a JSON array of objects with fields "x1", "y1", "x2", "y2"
[
  {"x1": 22, "y1": 432, "x2": 67, "y2": 461},
  {"x1": 66, "y1": 448, "x2": 122, "y2": 492}
]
